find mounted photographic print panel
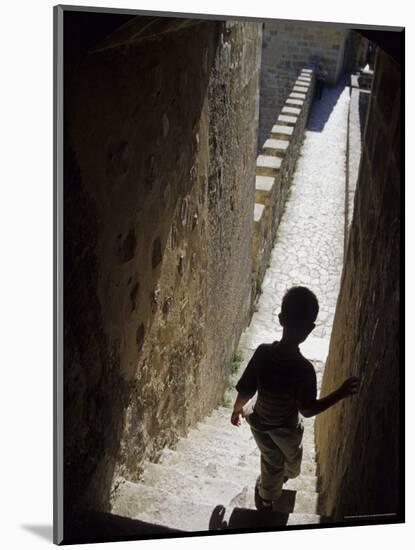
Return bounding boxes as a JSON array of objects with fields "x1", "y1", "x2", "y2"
[{"x1": 54, "y1": 4, "x2": 404, "y2": 544}]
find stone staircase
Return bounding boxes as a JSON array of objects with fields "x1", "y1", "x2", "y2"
[
  {"x1": 252, "y1": 68, "x2": 314, "y2": 298},
  {"x1": 110, "y1": 352, "x2": 327, "y2": 532},
  {"x1": 110, "y1": 66, "x2": 330, "y2": 533}
]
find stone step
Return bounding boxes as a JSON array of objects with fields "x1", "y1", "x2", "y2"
[
  {"x1": 168, "y1": 428, "x2": 317, "y2": 473},
  {"x1": 171, "y1": 429, "x2": 259, "y2": 466},
  {"x1": 204, "y1": 410, "x2": 317, "y2": 431},
  {"x1": 286, "y1": 513, "x2": 321, "y2": 526},
  {"x1": 142, "y1": 462, "x2": 321, "y2": 515},
  {"x1": 184, "y1": 445, "x2": 256, "y2": 469},
  {"x1": 289, "y1": 92, "x2": 306, "y2": 100},
  {"x1": 160, "y1": 436, "x2": 316, "y2": 476},
  {"x1": 206, "y1": 405, "x2": 318, "y2": 431},
  {"x1": 286, "y1": 98, "x2": 304, "y2": 107},
  {"x1": 270, "y1": 124, "x2": 294, "y2": 140},
  {"x1": 301, "y1": 68, "x2": 313, "y2": 74},
  {"x1": 174, "y1": 429, "x2": 259, "y2": 457},
  {"x1": 256, "y1": 174, "x2": 276, "y2": 190},
  {"x1": 195, "y1": 417, "x2": 317, "y2": 450},
  {"x1": 252, "y1": 203, "x2": 266, "y2": 274},
  {"x1": 189, "y1": 423, "x2": 259, "y2": 449},
  {"x1": 282, "y1": 106, "x2": 301, "y2": 116},
  {"x1": 241, "y1": 485, "x2": 321, "y2": 515},
  {"x1": 293, "y1": 85, "x2": 309, "y2": 94},
  {"x1": 111, "y1": 480, "x2": 229, "y2": 531},
  {"x1": 111, "y1": 481, "x2": 321, "y2": 531},
  {"x1": 159, "y1": 448, "x2": 319, "y2": 493},
  {"x1": 263, "y1": 138, "x2": 289, "y2": 156},
  {"x1": 299, "y1": 460, "x2": 317, "y2": 477},
  {"x1": 283, "y1": 475, "x2": 318, "y2": 493},
  {"x1": 295, "y1": 79, "x2": 310, "y2": 87},
  {"x1": 140, "y1": 462, "x2": 243, "y2": 507},
  {"x1": 255, "y1": 175, "x2": 276, "y2": 206},
  {"x1": 168, "y1": 432, "x2": 317, "y2": 478},
  {"x1": 159, "y1": 446, "x2": 259, "y2": 472},
  {"x1": 253, "y1": 203, "x2": 265, "y2": 223},
  {"x1": 277, "y1": 114, "x2": 298, "y2": 126},
  {"x1": 256, "y1": 155, "x2": 282, "y2": 176}
]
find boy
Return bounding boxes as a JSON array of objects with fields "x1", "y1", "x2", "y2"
[{"x1": 231, "y1": 286, "x2": 359, "y2": 510}]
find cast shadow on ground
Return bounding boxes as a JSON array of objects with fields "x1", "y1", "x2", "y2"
[
  {"x1": 209, "y1": 489, "x2": 306, "y2": 530},
  {"x1": 307, "y1": 77, "x2": 349, "y2": 132},
  {"x1": 209, "y1": 505, "x2": 291, "y2": 530},
  {"x1": 21, "y1": 524, "x2": 53, "y2": 542}
]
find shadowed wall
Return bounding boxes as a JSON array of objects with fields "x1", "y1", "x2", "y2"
[
  {"x1": 315, "y1": 46, "x2": 401, "y2": 520},
  {"x1": 63, "y1": 13, "x2": 262, "y2": 518}
]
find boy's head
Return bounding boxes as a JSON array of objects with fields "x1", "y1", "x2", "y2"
[{"x1": 279, "y1": 286, "x2": 319, "y2": 343}]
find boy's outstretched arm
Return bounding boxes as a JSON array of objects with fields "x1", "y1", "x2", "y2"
[{"x1": 300, "y1": 376, "x2": 360, "y2": 418}]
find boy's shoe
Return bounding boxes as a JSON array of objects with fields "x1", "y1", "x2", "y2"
[{"x1": 254, "y1": 477, "x2": 273, "y2": 511}]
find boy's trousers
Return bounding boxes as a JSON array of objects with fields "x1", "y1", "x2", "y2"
[{"x1": 246, "y1": 415, "x2": 304, "y2": 501}]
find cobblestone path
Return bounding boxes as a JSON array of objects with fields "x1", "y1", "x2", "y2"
[{"x1": 240, "y1": 81, "x2": 350, "y2": 361}]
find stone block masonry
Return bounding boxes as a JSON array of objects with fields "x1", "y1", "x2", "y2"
[
  {"x1": 259, "y1": 22, "x2": 353, "y2": 149},
  {"x1": 252, "y1": 67, "x2": 315, "y2": 301},
  {"x1": 344, "y1": 72, "x2": 372, "y2": 255}
]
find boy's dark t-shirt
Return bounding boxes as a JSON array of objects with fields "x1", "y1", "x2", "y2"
[{"x1": 235, "y1": 341, "x2": 317, "y2": 430}]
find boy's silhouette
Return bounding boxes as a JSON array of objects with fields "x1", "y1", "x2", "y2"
[{"x1": 231, "y1": 286, "x2": 359, "y2": 510}]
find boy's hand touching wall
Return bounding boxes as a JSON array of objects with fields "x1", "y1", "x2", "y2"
[{"x1": 338, "y1": 376, "x2": 360, "y2": 398}]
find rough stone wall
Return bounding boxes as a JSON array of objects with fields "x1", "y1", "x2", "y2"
[
  {"x1": 204, "y1": 22, "x2": 262, "y2": 410},
  {"x1": 345, "y1": 71, "x2": 372, "y2": 255},
  {"x1": 315, "y1": 48, "x2": 401, "y2": 520},
  {"x1": 345, "y1": 31, "x2": 367, "y2": 73},
  {"x1": 259, "y1": 22, "x2": 349, "y2": 149},
  {"x1": 64, "y1": 14, "x2": 261, "y2": 518},
  {"x1": 355, "y1": 34, "x2": 371, "y2": 70}
]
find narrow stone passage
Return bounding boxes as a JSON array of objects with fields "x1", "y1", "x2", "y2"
[
  {"x1": 111, "y1": 81, "x2": 350, "y2": 532},
  {"x1": 241, "y1": 79, "x2": 349, "y2": 356}
]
